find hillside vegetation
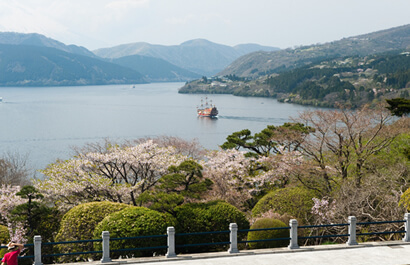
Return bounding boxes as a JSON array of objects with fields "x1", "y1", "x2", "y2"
[{"x1": 180, "y1": 51, "x2": 410, "y2": 108}]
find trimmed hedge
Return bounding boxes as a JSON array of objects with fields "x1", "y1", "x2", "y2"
[
  {"x1": 252, "y1": 186, "x2": 317, "y2": 222},
  {"x1": 93, "y1": 206, "x2": 177, "y2": 258},
  {"x1": 247, "y1": 218, "x2": 289, "y2": 249},
  {"x1": 0, "y1": 225, "x2": 10, "y2": 257},
  {"x1": 55, "y1": 201, "x2": 130, "y2": 262},
  {"x1": 174, "y1": 201, "x2": 249, "y2": 253}
]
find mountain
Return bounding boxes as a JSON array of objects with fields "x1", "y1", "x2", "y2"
[
  {"x1": 93, "y1": 39, "x2": 279, "y2": 76},
  {"x1": 0, "y1": 32, "x2": 96, "y2": 58},
  {"x1": 219, "y1": 24, "x2": 410, "y2": 78},
  {"x1": 110, "y1": 54, "x2": 201, "y2": 82},
  {"x1": 0, "y1": 44, "x2": 146, "y2": 86},
  {"x1": 233, "y1": 43, "x2": 279, "y2": 54}
]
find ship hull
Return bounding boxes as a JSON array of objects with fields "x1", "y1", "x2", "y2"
[{"x1": 197, "y1": 107, "x2": 218, "y2": 117}]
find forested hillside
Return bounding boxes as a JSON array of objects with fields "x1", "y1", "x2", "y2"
[{"x1": 180, "y1": 51, "x2": 410, "y2": 108}]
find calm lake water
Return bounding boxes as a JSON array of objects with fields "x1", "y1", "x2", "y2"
[{"x1": 0, "y1": 82, "x2": 317, "y2": 171}]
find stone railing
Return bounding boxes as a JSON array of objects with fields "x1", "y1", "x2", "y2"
[{"x1": 28, "y1": 213, "x2": 410, "y2": 265}]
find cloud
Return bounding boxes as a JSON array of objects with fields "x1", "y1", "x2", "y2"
[
  {"x1": 0, "y1": 1, "x2": 66, "y2": 34},
  {"x1": 106, "y1": 0, "x2": 150, "y2": 10},
  {"x1": 166, "y1": 14, "x2": 195, "y2": 25},
  {"x1": 166, "y1": 12, "x2": 230, "y2": 26}
]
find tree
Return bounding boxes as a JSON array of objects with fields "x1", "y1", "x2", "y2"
[
  {"x1": 386, "y1": 98, "x2": 410, "y2": 116},
  {"x1": 138, "y1": 160, "x2": 212, "y2": 213},
  {"x1": 0, "y1": 152, "x2": 31, "y2": 186},
  {"x1": 11, "y1": 186, "x2": 44, "y2": 236},
  {"x1": 81, "y1": 140, "x2": 187, "y2": 203},
  {"x1": 295, "y1": 104, "x2": 408, "y2": 192},
  {"x1": 203, "y1": 149, "x2": 257, "y2": 209},
  {"x1": 74, "y1": 136, "x2": 206, "y2": 160},
  {"x1": 220, "y1": 123, "x2": 313, "y2": 157},
  {"x1": 35, "y1": 140, "x2": 188, "y2": 209},
  {"x1": 9, "y1": 186, "x2": 61, "y2": 247}
]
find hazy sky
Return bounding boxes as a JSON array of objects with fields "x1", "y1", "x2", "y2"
[{"x1": 1, "y1": 0, "x2": 409, "y2": 50}]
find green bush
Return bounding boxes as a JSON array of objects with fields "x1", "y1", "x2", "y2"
[
  {"x1": 93, "y1": 207, "x2": 177, "y2": 258},
  {"x1": 55, "y1": 201, "x2": 130, "y2": 262},
  {"x1": 247, "y1": 218, "x2": 288, "y2": 249},
  {"x1": 252, "y1": 186, "x2": 317, "y2": 222},
  {"x1": 0, "y1": 225, "x2": 10, "y2": 257},
  {"x1": 174, "y1": 201, "x2": 249, "y2": 253}
]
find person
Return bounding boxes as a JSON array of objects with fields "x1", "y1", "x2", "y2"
[{"x1": 1, "y1": 242, "x2": 24, "y2": 265}]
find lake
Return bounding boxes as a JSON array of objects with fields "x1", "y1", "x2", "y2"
[{"x1": 0, "y1": 82, "x2": 317, "y2": 171}]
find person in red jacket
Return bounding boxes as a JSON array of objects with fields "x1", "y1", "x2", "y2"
[{"x1": 1, "y1": 242, "x2": 24, "y2": 265}]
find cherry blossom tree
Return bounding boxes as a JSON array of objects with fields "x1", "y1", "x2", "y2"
[
  {"x1": 0, "y1": 185, "x2": 28, "y2": 244},
  {"x1": 36, "y1": 140, "x2": 188, "y2": 209},
  {"x1": 203, "y1": 148, "x2": 301, "y2": 209},
  {"x1": 202, "y1": 149, "x2": 255, "y2": 209}
]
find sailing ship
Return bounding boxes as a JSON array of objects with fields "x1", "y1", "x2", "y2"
[{"x1": 197, "y1": 97, "x2": 218, "y2": 117}]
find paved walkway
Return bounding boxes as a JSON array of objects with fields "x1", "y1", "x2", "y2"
[{"x1": 73, "y1": 241, "x2": 410, "y2": 265}]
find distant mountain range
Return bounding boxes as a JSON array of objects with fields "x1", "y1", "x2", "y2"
[
  {"x1": 0, "y1": 32, "x2": 279, "y2": 86},
  {"x1": 0, "y1": 44, "x2": 145, "y2": 86},
  {"x1": 219, "y1": 24, "x2": 410, "y2": 78},
  {"x1": 93, "y1": 39, "x2": 280, "y2": 76}
]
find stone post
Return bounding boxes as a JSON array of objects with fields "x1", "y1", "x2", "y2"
[
  {"x1": 288, "y1": 219, "x2": 299, "y2": 249},
  {"x1": 100, "y1": 231, "x2": 112, "y2": 263},
  {"x1": 166, "y1": 227, "x2": 176, "y2": 258},
  {"x1": 228, "y1": 223, "x2": 239, "y2": 253},
  {"x1": 33, "y1": 235, "x2": 43, "y2": 265},
  {"x1": 347, "y1": 216, "x2": 358, "y2": 246},
  {"x1": 403, "y1": 213, "x2": 410, "y2": 242}
]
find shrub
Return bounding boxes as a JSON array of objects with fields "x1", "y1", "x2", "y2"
[
  {"x1": 252, "y1": 186, "x2": 317, "y2": 222},
  {"x1": 93, "y1": 207, "x2": 177, "y2": 258},
  {"x1": 247, "y1": 218, "x2": 288, "y2": 249},
  {"x1": 0, "y1": 225, "x2": 10, "y2": 257},
  {"x1": 55, "y1": 201, "x2": 130, "y2": 262},
  {"x1": 174, "y1": 201, "x2": 249, "y2": 253}
]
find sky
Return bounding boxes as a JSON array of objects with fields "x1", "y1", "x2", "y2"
[{"x1": 0, "y1": 0, "x2": 410, "y2": 51}]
